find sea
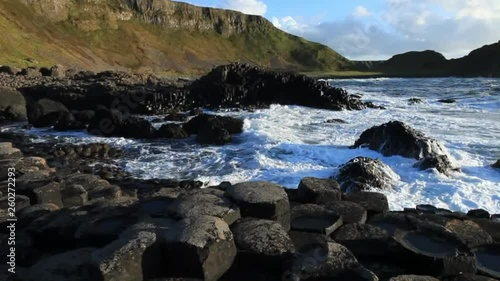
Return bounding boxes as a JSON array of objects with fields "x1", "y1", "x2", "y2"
[{"x1": 7, "y1": 77, "x2": 500, "y2": 214}]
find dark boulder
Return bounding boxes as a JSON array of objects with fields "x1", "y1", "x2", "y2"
[
  {"x1": 408, "y1": 98, "x2": 423, "y2": 105},
  {"x1": 71, "y1": 110, "x2": 95, "y2": 124},
  {"x1": 157, "y1": 123, "x2": 189, "y2": 139},
  {"x1": 336, "y1": 157, "x2": 399, "y2": 193},
  {"x1": 0, "y1": 65, "x2": 20, "y2": 75},
  {"x1": 438, "y1": 99, "x2": 457, "y2": 104},
  {"x1": 326, "y1": 118, "x2": 348, "y2": 124},
  {"x1": 492, "y1": 160, "x2": 500, "y2": 169},
  {"x1": 296, "y1": 177, "x2": 342, "y2": 204},
  {"x1": 198, "y1": 124, "x2": 232, "y2": 145},
  {"x1": 225, "y1": 181, "x2": 290, "y2": 230},
  {"x1": 87, "y1": 109, "x2": 156, "y2": 138},
  {"x1": 0, "y1": 87, "x2": 27, "y2": 122},
  {"x1": 184, "y1": 114, "x2": 244, "y2": 135},
  {"x1": 353, "y1": 121, "x2": 457, "y2": 174},
  {"x1": 165, "y1": 112, "x2": 188, "y2": 122},
  {"x1": 26, "y1": 98, "x2": 69, "y2": 127},
  {"x1": 190, "y1": 63, "x2": 376, "y2": 111},
  {"x1": 332, "y1": 223, "x2": 395, "y2": 259},
  {"x1": 53, "y1": 111, "x2": 86, "y2": 131},
  {"x1": 390, "y1": 276, "x2": 439, "y2": 281},
  {"x1": 468, "y1": 209, "x2": 491, "y2": 219}
]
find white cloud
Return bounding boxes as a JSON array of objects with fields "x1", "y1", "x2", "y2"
[
  {"x1": 353, "y1": 6, "x2": 371, "y2": 17},
  {"x1": 218, "y1": 0, "x2": 267, "y2": 16},
  {"x1": 272, "y1": 0, "x2": 500, "y2": 60}
]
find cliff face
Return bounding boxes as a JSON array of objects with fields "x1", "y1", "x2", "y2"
[{"x1": 0, "y1": 0, "x2": 350, "y2": 73}]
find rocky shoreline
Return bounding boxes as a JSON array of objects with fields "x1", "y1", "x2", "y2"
[{"x1": 0, "y1": 63, "x2": 499, "y2": 281}]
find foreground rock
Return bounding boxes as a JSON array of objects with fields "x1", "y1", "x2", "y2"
[
  {"x1": 190, "y1": 63, "x2": 380, "y2": 111},
  {"x1": 353, "y1": 121, "x2": 459, "y2": 175},
  {"x1": 0, "y1": 87, "x2": 27, "y2": 122},
  {"x1": 336, "y1": 157, "x2": 400, "y2": 192}
]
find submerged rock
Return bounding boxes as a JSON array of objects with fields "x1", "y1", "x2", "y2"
[{"x1": 336, "y1": 157, "x2": 400, "y2": 193}]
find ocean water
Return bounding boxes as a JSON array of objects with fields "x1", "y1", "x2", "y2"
[{"x1": 6, "y1": 78, "x2": 500, "y2": 213}]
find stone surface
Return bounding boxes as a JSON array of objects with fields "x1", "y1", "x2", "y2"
[
  {"x1": 0, "y1": 87, "x2": 27, "y2": 122},
  {"x1": 390, "y1": 275, "x2": 439, "y2": 281},
  {"x1": 344, "y1": 192, "x2": 389, "y2": 217},
  {"x1": 26, "y1": 98, "x2": 69, "y2": 127},
  {"x1": 225, "y1": 181, "x2": 290, "y2": 229},
  {"x1": 164, "y1": 216, "x2": 237, "y2": 281},
  {"x1": 467, "y1": 209, "x2": 491, "y2": 219},
  {"x1": 296, "y1": 177, "x2": 342, "y2": 204},
  {"x1": 336, "y1": 157, "x2": 400, "y2": 192},
  {"x1": 332, "y1": 223, "x2": 394, "y2": 259},
  {"x1": 473, "y1": 244, "x2": 500, "y2": 279},
  {"x1": 321, "y1": 200, "x2": 368, "y2": 224},
  {"x1": 231, "y1": 218, "x2": 295, "y2": 270},
  {"x1": 291, "y1": 204, "x2": 343, "y2": 235}
]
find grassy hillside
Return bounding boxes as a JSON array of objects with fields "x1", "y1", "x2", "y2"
[{"x1": 0, "y1": 0, "x2": 352, "y2": 74}]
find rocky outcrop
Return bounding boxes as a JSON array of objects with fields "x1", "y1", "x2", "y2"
[
  {"x1": 353, "y1": 121, "x2": 459, "y2": 175},
  {"x1": 335, "y1": 157, "x2": 400, "y2": 192},
  {"x1": 184, "y1": 113, "x2": 244, "y2": 145},
  {"x1": 190, "y1": 63, "x2": 379, "y2": 110},
  {"x1": 0, "y1": 87, "x2": 27, "y2": 122}
]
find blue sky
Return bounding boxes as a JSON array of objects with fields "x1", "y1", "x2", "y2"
[{"x1": 181, "y1": 0, "x2": 500, "y2": 60}]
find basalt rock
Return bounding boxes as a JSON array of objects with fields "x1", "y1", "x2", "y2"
[
  {"x1": 353, "y1": 121, "x2": 458, "y2": 175},
  {"x1": 26, "y1": 98, "x2": 69, "y2": 127},
  {"x1": 225, "y1": 181, "x2": 290, "y2": 230},
  {"x1": 0, "y1": 87, "x2": 27, "y2": 122},
  {"x1": 87, "y1": 109, "x2": 156, "y2": 138},
  {"x1": 321, "y1": 200, "x2": 368, "y2": 224},
  {"x1": 183, "y1": 113, "x2": 244, "y2": 144},
  {"x1": 296, "y1": 177, "x2": 342, "y2": 204},
  {"x1": 344, "y1": 192, "x2": 389, "y2": 217},
  {"x1": 190, "y1": 63, "x2": 378, "y2": 111},
  {"x1": 336, "y1": 157, "x2": 400, "y2": 193},
  {"x1": 157, "y1": 123, "x2": 189, "y2": 139}
]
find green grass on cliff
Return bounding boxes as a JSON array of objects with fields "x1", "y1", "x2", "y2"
[{"x1": 0, "y1": 0, "x2": 352, "y2": 74}]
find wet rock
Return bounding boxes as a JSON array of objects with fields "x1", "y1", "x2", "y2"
[
  {"x1": 190, "y1": 63, "x2": 376, "y2": 111},
  {"x1": 164, "y1": 216, "x2": 237, "y2": 281},
  {"x1": 326, "y1": 118, "x2": 348, "y2": 124},
  {"x1": 336, "y1": 157, "x2": 399, "y2": 192},
  {"x1": 367, "y1": 213, "x2": 416, "y2": 236},
  {"x1": 184, "y1": 114, "x2": 244, "y2": 135},
  {"x1": 353, "y1": 121, "x2": 457, "y2": 174},
  {"x1": 408, "y1": 98, "x2": 423, "y2": 105},
  {"x1": 438, "y1": 99, "x2": 457, "y2": 104},
  {"x1": 468, "y1": 219, "x2": 500, "y2": 242},
  {"x1": 0, "y1": 142, "x2": 22, "y2": 160},
  {"x1": 472, "y1": 244, "x2": 500, "y2": 279},
  {"x1": 22, "y1": 248, "x2": 95, "y2": 281},
  {"x1": 225, "y1": 181, "x2": 290, "y2": 230},
  {"x1": 169, "y1": 190, "x2": 241, "y2": 225},
  {"x1": 332, "y1": 223, "x2": 394, "y2": 259},
  {"x1": 53, "y1": 111, "x2": 86, "y2": 131},
  {"x1": 416, "y1": 154, "x2": 460, "y2": 175},
  {"x1": 231, "y1": 218, "x2": 295, "y2": 270},
  {"x1": 321, "y1": 200, "x2": 368, "y2": 224},
  {"x1": 157, "y1": 123, "x2": 189, "y2": 139},
  {"x1": 286, "y1": 242, "x2": 378, "y2": 281},
  {"x1": 291, "y1": 204, "x2": 343, "y2": 235},
  {"x1": 198, "y1": 124, "x2": 231, "y2": 145},
  {"x1": 390, "y1": 275, "x2": 439, "y2": 281},
  {"x1": 492, "y1": 215, "x2": 500, "y2": 222},
  {"x1": 468, "y1": 209, "x2": 491, "y2": 219},
  {"x1": 289, "y1": 230, "x2": 331, "y2": 254},
  {"x1": 394, "y1": 229, "x2": 476, "y2": 276},
  {"x1": 296, "y1": 177, "x2": 342, "y2": 204},
  {"x1": 448, "y1": 274, "x2": 499, "y2": 281},
  {"x1": 492, "y1": 160, "x2": 500, "y2": 169},
  {"x1": 87, "y1": 109, "x2": 156, "y2": 138},
  {"x1": 164, "y1": 112, "x2": 188, "y2": 122},
  {"x1": 344, "y1": 192, "x2": 389, "y2": 217},
  {"x1": 0, "y1": 87, "x2": 27, "y2": 122},
  {"x1": 26, "y1": 98, "x2": 69, "y2": 127},
  {"x1": 61, "y1": 184, "x2": 88, "y2": 207}
]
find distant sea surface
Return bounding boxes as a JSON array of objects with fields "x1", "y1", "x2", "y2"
[{"x1": 10, "y1": 78, "x2": 500, "y2": 213}]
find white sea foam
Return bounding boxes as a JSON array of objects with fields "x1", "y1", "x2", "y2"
[{"x1": 6, "y1": 78, "x2": 500, "y2": 213}]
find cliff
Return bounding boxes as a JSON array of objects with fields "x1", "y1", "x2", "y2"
[{"x1": 0, "y1": 0, "x2": 351, "y2": 73}]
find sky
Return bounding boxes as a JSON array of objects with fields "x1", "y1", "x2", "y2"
[{"x1": 180, "y1": 0, "x2": 500, "y2": 60}]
